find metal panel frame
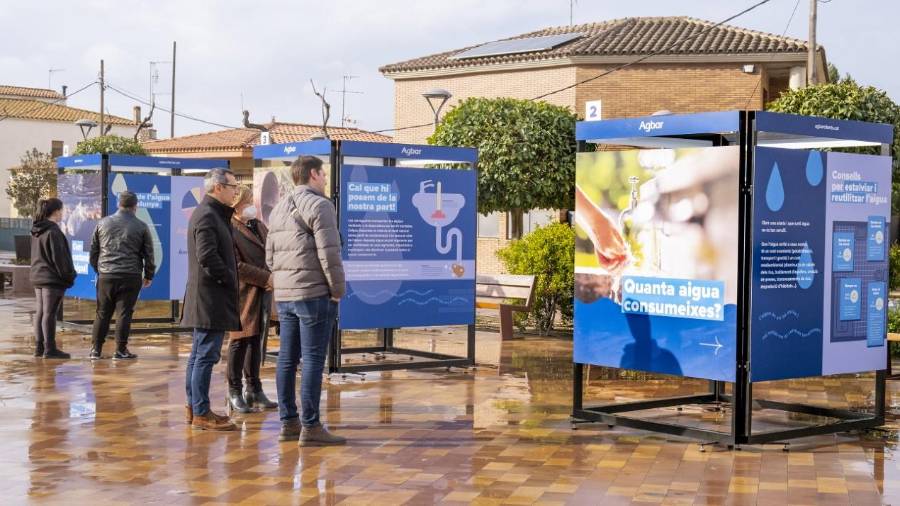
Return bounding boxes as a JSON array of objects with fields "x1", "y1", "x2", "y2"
[
  {"x1": 56, "y1": 154, "x2": 227, "y2": 336},
  {"x1": 328, "y1": 141, "x2": 478, "y2": 374},
  {"x1": 255, "y1": 140, "x2": 479, "y2": 374},
  {"x1": 571, "y1": 110, "x2": 889, "y2": 446}
]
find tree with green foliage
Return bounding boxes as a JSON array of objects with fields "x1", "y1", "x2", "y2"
[
  {"x1": 767, "y1": 80, "x2": 900, "y2": 214},
  {"x1": 890, "y1": 244, "x2": 900, "y2": 290},
  {"x1": 497, "y1": 223, "x2": 574, "y2": 334},
  {"x1": 75, "y1": 135, "x2": 147, "y2": 155},
  {"x1": 6, "y1": 148, "x2": 57, "y2": 218},
  {"x1": 428, "y1": 97, "x2": 577, "y2": 237},
  {"x1": 827, "y1": 63, "x2": 853, "y2": 84}
]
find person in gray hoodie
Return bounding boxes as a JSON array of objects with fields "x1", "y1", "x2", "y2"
[{"x1": 266, "y1": 155, "x2": 345, "y2": 445}]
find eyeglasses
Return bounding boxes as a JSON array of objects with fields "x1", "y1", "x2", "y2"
[{"x1": 220, "y1": 182, "x2": 239, "y2": 189}]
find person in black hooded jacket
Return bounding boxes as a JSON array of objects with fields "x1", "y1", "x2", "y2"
[{"x1": 30, "y1": 198, "x2": 76, "y2": 359}]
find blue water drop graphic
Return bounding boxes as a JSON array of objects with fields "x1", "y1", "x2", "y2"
[
  {"x1": 797, "y1": 245, "x2": 814, "y2": 289},
  {"x1": 765, "y1": 163, "x2": 785, "y2": 211},
  {"x1": 805, "y1": 151, "x2": 823, "y2": 186}
]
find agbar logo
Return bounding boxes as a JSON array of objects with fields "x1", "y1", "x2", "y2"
[{"x1": 639, "y1": 120, "x2": 664, "y2": 133}]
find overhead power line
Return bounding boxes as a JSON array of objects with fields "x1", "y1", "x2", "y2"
[
  {"x1": 744, "y1": 0, "x2": 802, "y2": 109},
  {"x1": 106, "y1": 83, "x2": 241, "y2": 130}
]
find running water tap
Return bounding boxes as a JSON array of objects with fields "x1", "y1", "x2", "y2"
[{"x1": 618, "y1": 176, "x2": 640, "y2": 229}]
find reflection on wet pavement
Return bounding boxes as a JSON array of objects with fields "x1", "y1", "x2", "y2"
[{"x1": 0, "y1": 295, "x2": 899, "y2": 504}]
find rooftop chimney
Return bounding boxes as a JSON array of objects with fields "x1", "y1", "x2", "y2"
[
  {"x1": 133, "y1": 106, "x2": 142, "y2": 124},
  {"x1": 139, "y1": 128, "x2": 157, "y2": 141},
  {"x1": 61, "y1": 85, "x2": 67, "y2": 98}
]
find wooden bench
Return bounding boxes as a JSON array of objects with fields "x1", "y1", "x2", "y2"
[
  {"x1": 0, "y1": 264, "x2": 33, "y2": 296},
  {"x1": 476, "y1": 274, "x2": 536, "y2": 340},
  {"x1": 888, "y1": 333, "x2": 900, "y2": 380}
]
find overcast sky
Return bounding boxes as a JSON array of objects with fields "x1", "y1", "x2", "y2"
[{"x1": 2, "y1": 0, "x2": 896, "y2": 138}]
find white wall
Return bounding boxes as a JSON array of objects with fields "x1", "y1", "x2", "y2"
[{"x1": 0, "y1": 118, "x2": 134, "y2": 217}]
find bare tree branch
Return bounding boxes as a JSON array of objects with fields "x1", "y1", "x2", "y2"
[{"x1": 133, "y1": 101, "x2": 156, "y2": 141}]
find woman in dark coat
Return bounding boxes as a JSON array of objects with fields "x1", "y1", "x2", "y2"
[
  {"x1": 30, "y1": 198, "x2": 77, "y2": 359},
  {"x1": 226, "y1": 185, "x2": 278, "y2": 413}
]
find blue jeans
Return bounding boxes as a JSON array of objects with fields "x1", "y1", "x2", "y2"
[
  {"x1": 185, "y1": 328, "x2": 225, "y2": 416},
  {"x1": 276, "y1": 296, "x2": 336, "y2": 427}
]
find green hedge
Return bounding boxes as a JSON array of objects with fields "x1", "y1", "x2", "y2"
[{"x1": 497, "y1": 223, "x2": 574, "y2": 334}]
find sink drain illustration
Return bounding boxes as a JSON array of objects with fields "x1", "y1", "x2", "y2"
[{"x1": 412, "y1": 180, "x2": 465, "y2": 277}]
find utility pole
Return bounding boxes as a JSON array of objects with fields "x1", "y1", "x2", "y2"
[
  {"x1": 99, "y1": 59, "x2": 105, "y2": 137},
  {"x1": 339, "y1": 75, "x2": 363, "y2": 127},
  {"x1": 170, "y1": 41, "x2": 177, "y2": 138},
  {"x1": 807, "y1": 0, "x2": 817, "y2": 85},
  {"x1": 570, "y1": 0, "x2": 576, "y2": 26}
]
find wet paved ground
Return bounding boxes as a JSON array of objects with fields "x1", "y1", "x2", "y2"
[{"x1": 2, "y1": 296, "x2": 900, "y2": 504}]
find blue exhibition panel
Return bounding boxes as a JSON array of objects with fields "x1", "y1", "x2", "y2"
[
  {"x1": 253, "y1": 140, "x2": 478, "y2": 332},
  {"x1": 750, "y1": 148, "x2": 891, "y2": 380},
  {"x1": 338, "y1": 165, "x2": 477, "y2": 330},
  {"x1": 573, "y1": 110, "x2": 893, "y2": 383},
  {"x1": 57, "y1": 155, "x2": 226, "y2": 301}
]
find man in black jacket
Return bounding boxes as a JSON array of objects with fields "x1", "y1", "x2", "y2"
[
  {"x1": 181, "y1": 168, "x2": 241, "y2": 431},
  {"x1": 89, "y1": 191, "x2": 156, "y2": 360}
]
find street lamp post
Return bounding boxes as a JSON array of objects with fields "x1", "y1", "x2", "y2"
[
  {"x1": 75, "y1": 119, "x2": 98, "y2": 140},
  {"x1": 422, "y1": 88, "x2": 452, "y2": 132}
]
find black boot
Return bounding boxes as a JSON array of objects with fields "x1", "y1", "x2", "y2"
[
  {"x1": 244, "y1": 384, "x2": 278, "y2": 410},
  {"x1": 43, "y1": 337, "x2": 69, "y2": 359},
  {"x1": 34, "y1": 340, "x2": 44, "y2": 358},
  {"x1": 43, "y1": 348, "x2": 70, "y2": 359},
  {"x1": 227, "y1": 387, "x2": 252, "y2": 414}
]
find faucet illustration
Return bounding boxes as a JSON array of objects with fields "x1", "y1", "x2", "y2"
[
  {"x1": 618, "y1": 176, "x2": 640, "y2": 228},
  {"x1": 412, "y1": 179, "x2": 466, "y2": 277}
]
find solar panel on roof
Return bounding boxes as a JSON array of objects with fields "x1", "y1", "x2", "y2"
[{"x1": 450, "y1": 32, "x2": 583, "y2": 60}]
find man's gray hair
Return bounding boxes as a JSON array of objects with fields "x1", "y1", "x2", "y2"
[{"x1": 204, "y1": 168, "x2": 234, "y2": 193}]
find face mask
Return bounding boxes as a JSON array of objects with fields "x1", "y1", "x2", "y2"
[{"x1": 242, "y1": 205, "x2": 258, "y2": 220}]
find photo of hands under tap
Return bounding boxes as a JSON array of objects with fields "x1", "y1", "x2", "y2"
[{"x1": 574, "y1": 147, "x2": 740, "y2": 305}]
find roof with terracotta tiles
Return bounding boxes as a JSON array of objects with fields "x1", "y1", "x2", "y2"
[
  {"x1": 142, "y1": 122, "x2": 392, "y2": 153},
  {"x1": 0, "y1": 85, "x2": 65, "y2": 100},
  {"x1": 380, "y1": 16, "x2": 812, "y2": 74},
  {"x1": 0, "y1": 97, "x2": 135, "y2": 125}
]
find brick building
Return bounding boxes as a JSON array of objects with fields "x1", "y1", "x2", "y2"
[{"x1": 380, "y1": 16, "x2": 828, "y2": 273}]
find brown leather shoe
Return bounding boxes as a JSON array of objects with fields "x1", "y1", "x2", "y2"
[
  {"x1": 279, "y1": 418, "x2": 302, "y2": 442},
  {"x1": 191, "y1": 411, "x2": 236, "y2": 431},
  {"x1": 299, "y1": 424, "x2": 346, "y2": 446},
  {"x1": 185, "y1": 405, "x2": 193, "y2": 424}
]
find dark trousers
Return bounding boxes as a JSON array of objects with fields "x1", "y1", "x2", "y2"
[
  {"x1": 91, "y1": 275, "x2": 142, "y2": 351},
  {"x1": 227, "y1": 335, "x2": 262, "y2": 390},
  {"x1": 34, "y1": 287, "x2": 65, "y2": 351}
]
